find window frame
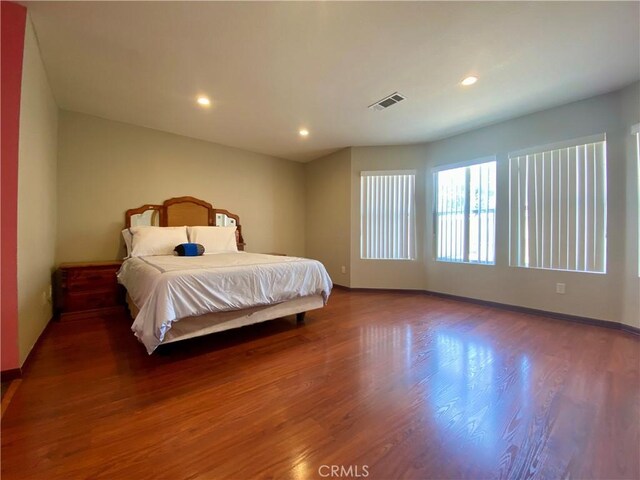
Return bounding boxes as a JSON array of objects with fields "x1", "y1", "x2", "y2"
[{"x1": 432, "y1": 156, "x2": 497, "y2": 265}]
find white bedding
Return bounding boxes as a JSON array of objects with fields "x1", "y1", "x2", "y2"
[{"x1": 117, "y1": 252, "x2": 332, "y2": 353}]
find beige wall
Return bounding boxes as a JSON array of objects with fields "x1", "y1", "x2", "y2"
[
  {"x1": 620, "y1": 83, "x2": 640, "y2": 328},
  {"x1": 57, "y1": 111, "x2": 306, "y2": 263},
  {"x1": 349, "y1": 145, "x2": 428, "y2": 289},
  {"x1": 305, "y1": 148, "x2": 351, "y2": 286},
  {"x1": 313, "y1": 84, "x2": 638, "y2": 326},
  {"x1": 17, "y1": 16, "x2": 59, "y2": 364},
  {"x1": 423, "y1": 88, "x2": 633, "y2": 324}
]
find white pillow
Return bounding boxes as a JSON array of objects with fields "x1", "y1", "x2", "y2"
[
  {"x1": 121, "y1": 229, "x2": 133, "y2": 258},
  {"x1": 130, "y1": 226, "x2": 188, "y2": 257},
  {"x1": 188, "y1": 226, "x2": 238, "y2": 253}
]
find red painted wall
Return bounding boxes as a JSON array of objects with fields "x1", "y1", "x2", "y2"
[{"x1": 1, "y1": 1, "x2": 27, "y2": 371}]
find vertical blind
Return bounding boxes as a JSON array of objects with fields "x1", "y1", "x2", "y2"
[
  {"x1": 360, "y1": 171, "x2": 415, "y2": 260},
  {"x1": 435, "y1": 160, "x2": 496, "y2": 264},
  {"x1": 509, "y1": 135, "x2": 607, "y2": 273}
]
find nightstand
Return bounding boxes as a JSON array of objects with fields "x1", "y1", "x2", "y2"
[{"x1": 54, "y1": 261, "x2": 125, "y2": 320}]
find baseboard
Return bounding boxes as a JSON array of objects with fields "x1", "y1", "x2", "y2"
[
  {"x1": 334, "y1": 285, "x2": 640, "y2": 336},
  {"x1": 620, "y1": 323, "x2": 640, "y2": 336},
  {"x1": 0, "y1": 368, "x2": 22, "y2": 381},
  {"x1": 333, "y1": 284, "x2": 423, "y2": 295},
  {"x1": 0, "y1": 315, "x2": 55, "y2": 380},
  {"x1": 1, "y1": 379, "x2": 22, "y2": 418},
  {"x1": 19, "y1": 316, "x2": 54, "y2": 375},
  {"x1": 424, "y1": 290, "x2": 640, "y2": 335}
]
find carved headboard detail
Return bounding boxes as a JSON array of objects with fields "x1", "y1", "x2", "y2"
[
  {"x1": 164, "y1": 196, "x2": 214, "y2": 227},
  {"x1": 125, "y1": 196, "x2": 246, "y2": 251}
]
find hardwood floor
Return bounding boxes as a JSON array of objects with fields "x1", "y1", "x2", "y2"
[
  {"x1": 0, "y1": 381, "x2": 9, "y2": 400},
  {"x1": 1, "y1": 289, "x2": 638, "y2": 479}
]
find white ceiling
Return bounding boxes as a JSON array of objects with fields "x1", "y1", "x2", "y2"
[{"x1": 25, "y1": 1, "x2": 640, "y2": 162}]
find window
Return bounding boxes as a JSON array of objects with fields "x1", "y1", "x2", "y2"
[
  {"x1": 509, "y1": 134, "x2": 607, "y2": 273},
  {"x1": 360, "y1": 171, "x2": 415, "y2": 260},
  {"x1": 434, "y1": 158, "x2": 496, "y2": 264}
]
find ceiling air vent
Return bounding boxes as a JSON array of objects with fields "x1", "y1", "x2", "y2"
[{"x1": 368, "y1": 92, "x2": 406, "y2": 111}]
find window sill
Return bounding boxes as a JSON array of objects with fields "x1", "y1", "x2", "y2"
[{"x1": 435, "y1": 259, "x2": 495, "y2": 266}]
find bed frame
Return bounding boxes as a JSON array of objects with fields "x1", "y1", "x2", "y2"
[{"x1": 123, "y1": 196, "x2": 323, "y2": 348}]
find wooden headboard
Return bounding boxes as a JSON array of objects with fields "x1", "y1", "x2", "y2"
[{"x1": 125, "y1": 196, "x2": 246, "y2": 250}]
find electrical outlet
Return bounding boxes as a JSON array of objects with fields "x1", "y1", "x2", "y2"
[
  {"x1": 43, "y1": 285, "x2": 53, "y2": 304},
  {"x1": 341, "y1": 265, "x2": 346, "y2": 274},
  {"x1": 556, "y1": 283, "x2": 566, "y2": 294}
]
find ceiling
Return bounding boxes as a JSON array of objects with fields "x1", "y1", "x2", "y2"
[{"x1": 25, "y1": 1, "x2": 640, "y2": 162}]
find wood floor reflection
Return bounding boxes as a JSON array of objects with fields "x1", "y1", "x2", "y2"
[{"x1": 1, "y1": 289, "x2": 638, "y2": 479}]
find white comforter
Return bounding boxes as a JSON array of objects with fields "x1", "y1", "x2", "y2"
[{"x1": 117, "y1": 253, "x2": 332, "y2": 353}]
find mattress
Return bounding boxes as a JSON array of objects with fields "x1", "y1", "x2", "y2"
[{"x1": 117, "y1": 252, "x2": 333, "y2": 353}]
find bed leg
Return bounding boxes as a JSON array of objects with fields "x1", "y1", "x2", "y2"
[{"x1": 296, "y1": 312, "x2": 306, "y2": 323}]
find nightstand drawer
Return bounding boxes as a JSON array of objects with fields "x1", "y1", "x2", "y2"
[
  {"x1": 54, "y1": 261, "x2": 124, "y2": 319},
  {"x1": 66, "y1": 268, "x2": 118, "y2": 291},
  {"x1": 65, "y1": 290, "x2": 121, "y2": 312}
]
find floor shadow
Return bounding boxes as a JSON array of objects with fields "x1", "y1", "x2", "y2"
[{"x1": 102, "y1": 310, "x2": 307, "y2": 374}]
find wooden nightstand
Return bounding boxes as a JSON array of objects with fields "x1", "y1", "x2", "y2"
[{"x1": 54, "y1": 261, "x2": 125, "y2": 320}]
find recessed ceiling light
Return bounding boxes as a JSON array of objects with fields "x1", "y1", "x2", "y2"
[
  {"x1": 461, "y1": 76, "x2": 478, "y2": 86},
  {"x1": 299, "y1": 129, "x2": 309, "y2": 137},
  {"x1": 197, "y1": 96, "x2": 211, "y2": 106}
]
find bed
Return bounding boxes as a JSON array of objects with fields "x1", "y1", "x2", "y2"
[{"x1": 117, "y1": 196, "x2": 332, "y2": 354}]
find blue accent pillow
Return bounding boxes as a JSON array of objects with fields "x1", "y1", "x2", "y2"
[{"x1": 174, "y1": 243, "x2": 205, "y2": 256}]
